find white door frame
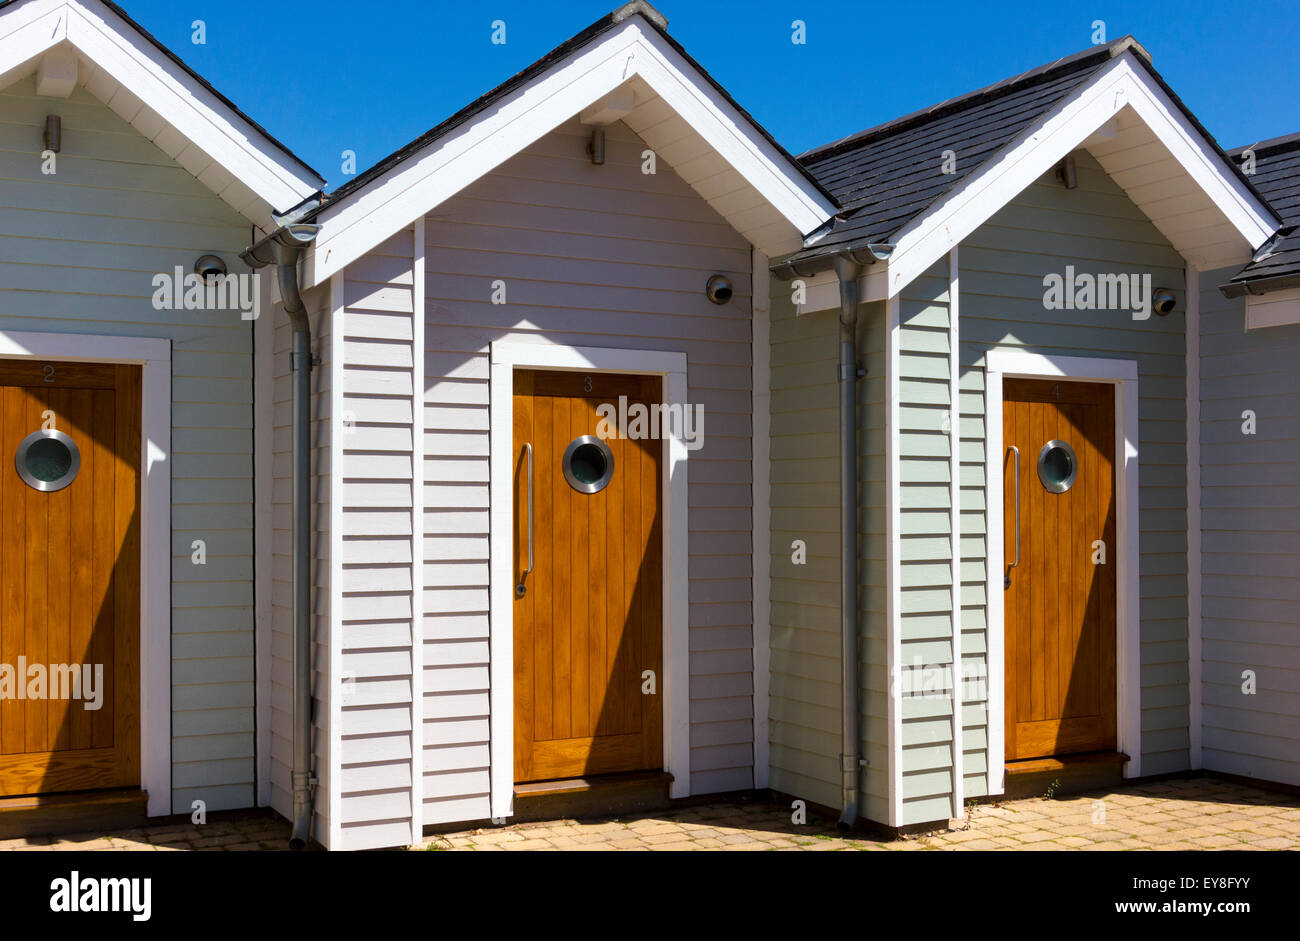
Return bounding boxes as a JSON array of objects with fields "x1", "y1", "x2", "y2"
[
  {"x1": 0, "y1": 329, "x2": 172, "y2": 816},
  {"x1": 984, "y1": 349, "x2": 1141, "y2": 793},
  {"x1": 488, "y1": 341, "x2": 690, "y2": 820}
]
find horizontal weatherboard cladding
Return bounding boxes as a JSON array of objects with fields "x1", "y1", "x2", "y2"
[
  {"x1": 767, "y1": 271, "x2": 841, "y2": 811},
  {"x1": 413, "y1": 116, "x2": 755, "y2": 821},
  {"x1": 897, "y1": 262, "x2": 958, "y2": 826},
  {"x1": 1197, "y1": 266, "x2": 1300, "y2": 787},
  {"x1": 960, "y1": 151, "x2": 1190, "y2": 785},
  {"x1": 0, "y1": 77, "x2": 255, "y2": 812}
]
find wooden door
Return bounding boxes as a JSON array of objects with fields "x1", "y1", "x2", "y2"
[
  {"x1": 513, "y1": 369, "x2": 662, "y2": 782},
  {"x1": 0, "y1": 361, "x2": 140, "y2": 795},
  {"x1": 1003, "y1": 378, "x2": 1116, "y2": 760}
]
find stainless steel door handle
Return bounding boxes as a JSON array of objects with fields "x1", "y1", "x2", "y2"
[
  {"x1": 516, "y1": 442, "x2": 533, "y2": 598},
  {"x1": 1005, "y1": 445, "x2": 1020, "y2": 589}
]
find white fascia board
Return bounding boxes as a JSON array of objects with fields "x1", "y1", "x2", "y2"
[
  {"x1": 1117, "y1": 58, "x2": 1276, "y2": 253},
  {"x1": 631, "y1": 26, "x2": 835, "y2": 235},
  {"x1": 1245, "y1": 286, "x2": 1300, "y2": 329},
  {"x1": 0, "y1": 0, "x2": 322, "y2": 212},
  {"x1": 881, "y1": 53, "x2": 1277, "y2": 299},
  {"x1": 304, "y1": 16, "x2": 835, "y2": 288}
]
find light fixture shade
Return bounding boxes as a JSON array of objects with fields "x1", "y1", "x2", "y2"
[
  {"x1": 194, "y1": 254, "x2": 228, "y2": 281},
  {"x1": 43, "y1": 114, "x2": 61, "y2": 153}
]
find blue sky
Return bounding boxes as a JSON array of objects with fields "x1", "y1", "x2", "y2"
[{"x1": 126, "y1": 0, "x2": 1299, "y2": 190}]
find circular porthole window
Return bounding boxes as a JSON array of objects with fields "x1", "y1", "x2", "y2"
[
  {"x1": 1037, "y1": 439, "x2": 1078, "y2": 494},
  {"x1": 15, "y1": 429, "x2": 81, "y2": 493},
  {"x1": 562, "y1": 434, "x2": 615, "y2": 494}
]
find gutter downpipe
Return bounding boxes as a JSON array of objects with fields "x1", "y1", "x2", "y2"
[
  {"x1": 831, "y1": 254, "x2": 862, "y2": 829},
  {"x1": 241, "y1": 222, "x2": 323, "y2": 849}
]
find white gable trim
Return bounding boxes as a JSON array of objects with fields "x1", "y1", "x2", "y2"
[
  {"x1": 488, "y1": 341, "x2": 692, "y2": 819},
  {"x1": 874, "y1": 53, "x2": 1277, "y2": 300},
  {"x1": 303, "y1": 15, "x2": 835, "y2": 288},
  {"x1": 1245, "y1": 286, "x2": 1300, "y2": 329},
  {"x1": 0, "y1": 0, "x2": 322, "y2": 216}
]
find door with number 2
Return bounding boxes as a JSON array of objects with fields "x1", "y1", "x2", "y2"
[{"x1": 0, "y1": 360, "x2": 140, "y2": 796}]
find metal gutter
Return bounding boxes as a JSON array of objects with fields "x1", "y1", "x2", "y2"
[
  {"x1": 1220, "y1": 271, "x2": 1300, "y2": 298},
  {"x1": 770, "y1": 243, "x2": 891, "y2": 280},
  {"x1": 241, "y1": 222, "x2": 324, "y2": 849}
]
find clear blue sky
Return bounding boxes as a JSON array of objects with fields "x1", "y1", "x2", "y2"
[{"x1": 125, "y1": 0, "x2": 1299, "y2": 190}]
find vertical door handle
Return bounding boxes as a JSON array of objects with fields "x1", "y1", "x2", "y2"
[
  {"x1": 516, "y1": 442, "x2": 533, "y2": 598},
  {"x1": 1004, "y1": 445, "x2": 1020, "y2": 589}
]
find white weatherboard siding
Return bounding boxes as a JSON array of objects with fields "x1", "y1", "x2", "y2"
[
  {"x1": 332, "y1": 229, "x2": 422, "y2": 850},
  {"x1": 268, "y1": 282, "x2": 332, "y2": 841},
  {"x1": 958, "y1": 152, "x2": 1189, "y2": 792},
  {"x1": 0, "y1": 76, "x2": 255, "y2": 811},
  {"x1": 1198, "y1": 270, "x2": 1300, "y2": 787},
  {"x1": 335, "y1": 117, "x2": 759, "y2": 831},
  {"x1": 415, "y1": 116, "x2": 755, "y2": 820}
]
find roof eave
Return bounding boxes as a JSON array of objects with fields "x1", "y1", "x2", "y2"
[{"x1": 1219, "y1": 272, "x2": 1300, "y2": 299}]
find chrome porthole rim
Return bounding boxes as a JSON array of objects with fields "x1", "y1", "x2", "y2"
[
  {"x1": 14, "y1": 428, "x2": 81, "y2": 493},
  {"x1": 562, "y1": 434, "x2": 615, "y2": 494},
  {"x1": 1036, "y1": 438, "x2": 1078, "y2": 494}
]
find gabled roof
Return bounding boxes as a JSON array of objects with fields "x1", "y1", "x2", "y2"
[
  {"x1": 322, "y1": 2, "x2": 834, "y2": 213},
  {"x1": 789, "y1": 39, "x2": 1136, "y2": 269},
  {"x1": 1221, "y1": 133, "x2": 1300, "y2": 296},
  {"x1": 778, "y1": 36, "x2": 1280, "y2": 296},
  {"x1": 301, "y1": 1, "x2": 837, "y2": 287},
  {"x1": 0, "y1": 0, "x2": 324, "y2": 226}
]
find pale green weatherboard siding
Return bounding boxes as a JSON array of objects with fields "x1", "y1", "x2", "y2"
[
  {"x1": 959, "y1": 151, "x2": 1190, "y2": 791},
  {"x1": 767, "y1": 282, "x2": 840, "y2": 811},
  {"x1": 0, "y1": 78, "x2": 256, "y2": 811},
  {"x1": 771, "y1": 150, "x2": 1193, "y2": 828},
  {"x1": 767, "y1": 279, "x2": 888, "y2": 822},
  {"x1": 1197, "y1": 270, "x2": 1300, "y2": 787},
  {"x1": 898, "y1": 261, "x2": 959, "y2": 825}
]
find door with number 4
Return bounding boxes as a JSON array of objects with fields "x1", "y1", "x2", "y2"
[{"x1": 513, "y1": 369, "x2": 662, "y2": 782}]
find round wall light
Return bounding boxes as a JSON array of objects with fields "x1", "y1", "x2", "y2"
[{"x1": 706, "y1": 274, "x2": 733, "y2": 305}]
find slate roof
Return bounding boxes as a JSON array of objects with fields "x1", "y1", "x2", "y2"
[
  {"x1": 777, "y1": 36, "x2": 1276, "y2": 276},
  {"x1": 1221, "y1": 133, "x2": 1300, "y2": 296}
]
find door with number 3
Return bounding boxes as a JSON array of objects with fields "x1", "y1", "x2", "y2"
[{"x1": 512, "y1": 369, "x2": 662, "y2": 783}]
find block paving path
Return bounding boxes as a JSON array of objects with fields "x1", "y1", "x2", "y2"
[{"x1": 0, "y1": 776, "x2": 1295, "y2": 851}]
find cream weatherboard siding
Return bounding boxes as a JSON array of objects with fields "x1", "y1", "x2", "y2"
[
  {"x1": 0, "y1": 76, "x2": 256, "y2": 811},
  {"x1": 332, "y1": 116, "x2": 759, "y2": 828},
  {"x1": 1197, "y1": 270, "x2": 1300, "y2": 787},
  {"x1": 959, "y1": 151, "x2": 1190, "y2": 789}
]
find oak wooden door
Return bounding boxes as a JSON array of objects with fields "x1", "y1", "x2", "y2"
[
  {"x1": 513, "y1": 369, "x2": 662, "y2": 782},
  {"x1": 1003, "y1": 378, "x2": 1116, "y2": 761},
  {"x1": 0, "y1": 361, "x2": 140, "y2": 795}
]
